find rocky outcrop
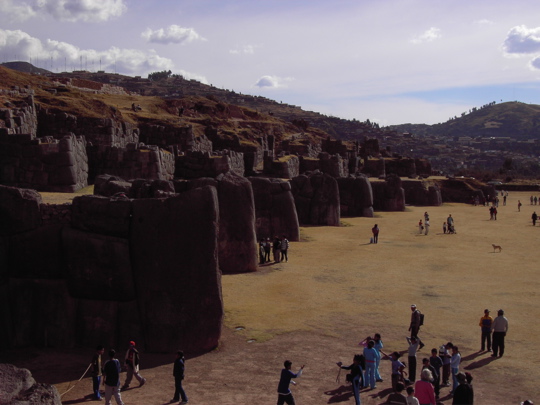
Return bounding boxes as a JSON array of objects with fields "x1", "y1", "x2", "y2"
[
  {"x1": 371, "y1": 175, "x2": 406, "y2": 211},
  {"x1": 249, "y1": 177, "x2": 300, "y2": 241},
  {"x1": 291, "y1": 171, "x2": 340, "y2": 226},
  {"x1": 0, "y1": 364, "x2": 61, "y2": 405},
  {"x1": 0, "y1": 185, "x2": 42, "y2": 236},
  {"x1": 337, "y1": 175, "x2": 374, "y2": 217}
]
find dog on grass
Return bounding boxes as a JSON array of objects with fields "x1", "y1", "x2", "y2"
[{"x1": 492, "y1": 244, "x2": 502, "y2": 253}]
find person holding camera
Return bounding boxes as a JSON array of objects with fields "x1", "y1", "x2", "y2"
[{"x1": 337, "y1": 354, "x2": 364, "y2": 405}]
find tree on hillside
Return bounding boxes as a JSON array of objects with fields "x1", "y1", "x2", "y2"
[{"x1": 148, "y1": 70, "x2": 172, "y2": 81}]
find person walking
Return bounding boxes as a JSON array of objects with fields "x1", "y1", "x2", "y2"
[
  {"x1": 491, "y1": 309, "x2": 509, "y2": 357},
  {"x1": 91, "y1": 345, "x2": 105, "y2": 400},
  {"x1": 264, "y1": 237, "x2": 271, "y2": 262},
  {"x1": 122, "y1": 341, "x2": 146, "y2": 390},
  {"x1": 372, "y1": 224, "x2": 380, "y2": 244},
  {"x1": 103, "y1": 349, "x2": 124, "y2": 405},
  {"x1": 172, "y1": 350, "x2": 188, "y2": 404},
  {"x1": 277, "y1": 360, "x2": 304, "y2": 405},
  {"x1": 337, "y1": 354, "x2": 364, "y2": 405},
  {"x1": 409, "y1": 305, "x2": 423, "y2": 341},
  {"x1": 518, "y1": 200, "x2": 522, "y2": 212},
  {"x1": 479, "y1": 309, "x2": 493, "y2": 352},
  {"x1": 532, "y1": 212, "x2": 538, "y2": 226}
]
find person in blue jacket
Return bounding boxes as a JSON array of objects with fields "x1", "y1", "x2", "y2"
[{"x1": 277, "y1": 360, "x2": 304, "y2": 405}]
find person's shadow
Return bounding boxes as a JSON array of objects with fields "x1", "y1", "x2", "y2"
[
  {"x1": 324, "y1": 384, "x2": 354, "y2": 403},
  {"x1": 464, "y1": 355, "x2": 498, "y2": 370}
]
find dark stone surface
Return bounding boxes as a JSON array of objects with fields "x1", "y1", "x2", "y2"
[
  {"x1": 8, "y1": 279, "x2": 76, "y2": 348},
  {"x1": 0, "y1": 364, "x2": 35, "y2": 404},
  {"x1": 249, "y1": 177, "x2": 300, "y2": 241},
  {"x1": 402, "y1": 180, "x2": 442, "y2": 206},
  {"x1": 71, "y1": 195, "x2": 132, "y2": 238},
  {"x1": 371, "y1": 175, "x2": 406, "y2": 211},
  {"x1": 76, "y1": 299, "x2": 119, "y2": 349},
  {"x1": 337, "y1": 175, "x2": 374, "y2": 217},
  {"x1": 0, "y1": 237, "x2": 8, "y2": 285},
  {"x1": 8, "y1": 224, "x2": 65, "y2": 279},
  {"x1": 62, "y1": 227, "x2": 136, "y2": 302},
  {"x1": 0, "y1": 185, "x2": 42, "y2": 236},
  {"x1": 93, "y1": 174, "x2": 126, "y2": 196},
  {"x1": 216, "y1": 173, "x2": 258, "y2": 273},
  {"x1": 130, "y1": 186, "x2": 223, "y2": 353},
  {"x1": 291, "y1": 172, "x2": 340, "y2": 226}
]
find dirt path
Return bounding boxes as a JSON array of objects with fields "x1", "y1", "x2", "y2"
[{"x1": 4, "y1": 192, "x2": 539, "y2": 404}]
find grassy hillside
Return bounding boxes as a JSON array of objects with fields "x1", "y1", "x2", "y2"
[{"x1": 388, "y1": 101, "x2": 540, "y2": 139}]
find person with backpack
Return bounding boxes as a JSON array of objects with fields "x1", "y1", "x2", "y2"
[
  {"x1": 122, "y1": 341, "x2": 146, "y2": 390},
  {"x1": 409, "y1": 305, "x2": 425, "y2": 350},
  {"x1": 103, "y1": 349, "x2": 124, "y2": 405}
]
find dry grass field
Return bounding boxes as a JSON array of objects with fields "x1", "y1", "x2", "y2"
[{"x1": 5, "y1": 191, "x2": 539, "y2": 404}]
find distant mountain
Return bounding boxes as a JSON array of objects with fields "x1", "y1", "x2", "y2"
[
  {"x1": 1, "y1": 61, "x2": 51, "y2": 75},
  {"x1": 386, "y1": 101, "x2": 540, "y2": 140}
]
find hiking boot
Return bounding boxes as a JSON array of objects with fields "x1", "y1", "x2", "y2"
[{"x1": 139, "y1": 378, "x2": 146, "y2": 387}]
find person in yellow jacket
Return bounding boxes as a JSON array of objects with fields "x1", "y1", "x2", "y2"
[{"x1": 479, "y1": 309, "x2": 493, "y2": 352}]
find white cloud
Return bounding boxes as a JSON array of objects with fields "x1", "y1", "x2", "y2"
[
  {"x1": 474, "y1": 19, "x2": 495, "y2": 26},
  {"x1": 410, "y1": 27, "x2": 442, "y2": 44},
  {"x1": 254, "y1": 75, "x2": 293, "y2": 89},
  {"x1": 141, "y1": 25, "x2": 205, "y2": 45},
  {"x1": 0, "y1": 0, "x2": 127, "y2": 23},
  {"x1": 229, "y1": 45, "x2": 257, "y2": 55},
  {"x1": 0, "y1": 29, "x2": 173, "y2": 75},
  {"x1": 503, "y1": 25, "x2": 540, "y2": 55}
]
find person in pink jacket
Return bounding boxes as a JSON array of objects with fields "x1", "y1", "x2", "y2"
[{"x1": 414, "y1": 369, "x2": 436, "y2": 405}]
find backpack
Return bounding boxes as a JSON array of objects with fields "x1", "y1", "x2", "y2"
[{"x1": 419, "y1": 311, "x2": 425, "y2": 326}]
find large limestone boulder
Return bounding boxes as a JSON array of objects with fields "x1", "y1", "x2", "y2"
[
  {"x1": 8, "y1": 224, "x2": 65, "y2": 279},
  {"x1": 371, "y1": 174, "x2": 406, "y2": 211},
  {"x1": 8, "y1": 280, "x2": 76, "y2": 348},
  {"x1": 337, "y1": 175, "x2": 374, "y2": 217},
  {"x1": 291, "y1": 171, "x2": 340, "y2": 226},
  {"x1": 401, "y1": 180, "x2": 442, "y2": 206},
  {"x1": 177, "y1": 175, "x2": 258, "y2": 274},
  {"x1": 215, "y1": 172, "x2": 258, "y2": 273},
  {"x1": 71, "y1": 195, "x2": 132, "y2": 238},
  {"x1": 0, "y1": 185, "x2": 42, "y2": 236},
  {"x1": 249, "y1": 177, "x2": 300, "y2": 241},
  {"x1": 130, "y1": 186, "x2": 223, "y2": 353},
  {"x1": 62, "y1": 227, "x2": 135, "y2": 302},
  {"x1": 0, "y1": 364, "x2": 61, "y2": 405}
]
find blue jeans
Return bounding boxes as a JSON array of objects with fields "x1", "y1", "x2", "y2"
[
  {"x1": 352, "y1": 376, "x2": 362, "y2": 405},
  {"x1": 92, "y1": 376, "x2": 101, "y2": 399},
  {"x1": 375, "y1": 356, "x2": 382, "y2": 380},
  {"x1": 451, "y1": 367, "x2": 459, "y2": 393},
  {"x1": 364, "y1": 362, "x2": 376, "y2": 388}
]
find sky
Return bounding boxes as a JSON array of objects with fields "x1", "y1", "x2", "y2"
[{"x1": 1, "y1": 0, "x2": 540, "y2": 125}]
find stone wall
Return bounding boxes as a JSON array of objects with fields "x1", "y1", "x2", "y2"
[
  {"x1": 291, "y1": 171, "x2": 340, "y2": 226},
  {"x1": 384, "y1": 157, "x2": 417, "y2": 177},
  {"x1": 0, "y1": 185, "x2": 223, "y2": 353},
  {"x1": 371, "y1": 174, "x2": 406, "y2": 211},
  {"x1": 0, "y1": 95, "x2": 37, "y2": 137},
  {"x1": 175, "y1": 150, "x2": 245, "y2": 179},
  {"x1": 263, "y1": 154, "x2": 300, "y2": 179},
  {"x1": 362, "y1": 157, "x2": 385, "y2": 178},
  {"x1": 139, "y1": 123, "x2": 213, "y2": 153},
  {"x1": 337, "y1": 175, "x2": 374, "y2": 217},
  {"x1": 249, "y1": 177, "x2": 300, "y2": 241},
  {"x1": 88, "y1": 143, "x2": 175, "y2": 183},
  {"x1": 37, "y1": 106, "x2": 139, "y2": 147},
  {"x1": 401, "y1": 180, "x2": 442, "y2": 206},
  {"x1": 319, "y1": 152, "x2": 349, "y2": 177},
  {"x1": 0, "y1": 133, "x2": 88, "y2": 192},
  {"x1": 175, "y1": 173, "x2": 258, "y2": 274},
  {"x1": 0, "y1": 364, "x2": 61, "y2": 405}
]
